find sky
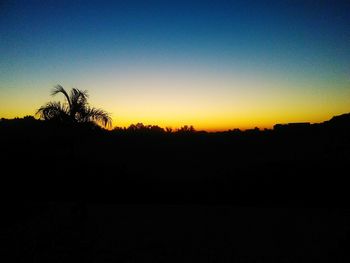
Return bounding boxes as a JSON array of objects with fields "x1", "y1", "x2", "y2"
[{"x1": 1, "y1": 0, "x2": 350, "y2": 131}]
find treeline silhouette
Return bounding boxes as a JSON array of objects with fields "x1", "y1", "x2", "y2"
[{"x1": 1, "y1": 112, "x2": 350, "y2": 208}]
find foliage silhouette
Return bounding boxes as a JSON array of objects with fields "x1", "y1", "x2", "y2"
[
  {"x1": 36, "y1": 85, "x2": 112, "y2": 128},
  {"x1": 176, "y1": 125, "x2": 195, "y2": 133},
  {"x1": 126, "y1": 123, "x2": 165, "y2": 133}
]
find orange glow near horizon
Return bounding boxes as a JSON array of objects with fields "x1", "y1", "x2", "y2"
[
  {"x1": 0, "y1": 72, "x2": 350, "y2": 131},
  {"x1": 3, "y1": 65, "x2": 349, "y2": 131},
  {"x1": 2, "y1": 67, "x2": 349, "y2": 132},
  {"x1": 1, "y1": 98, "x2": 349, "y2": 132},
  {"x1": 85, "y1": 69, "x2": 350, "y2": 131}
]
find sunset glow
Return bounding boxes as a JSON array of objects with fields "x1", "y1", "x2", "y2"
[{"x1": 1, "y1": 1, "x2": 349, "y2": 130}]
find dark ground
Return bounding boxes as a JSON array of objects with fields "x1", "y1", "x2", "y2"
[
  {"x1": 1, "y1": 115, "x2": 350, "y2": 262},
  {"x1": 2, "y1": 203, "x2": 350, "y2": 262}
]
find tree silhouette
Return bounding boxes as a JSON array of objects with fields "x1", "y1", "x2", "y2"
[
  {"x1": 36, "y1": 85, "x2": 112, "y2": 128},
  {"x1": 177, "y1": 125, "x2": 195, "y2": 133}
]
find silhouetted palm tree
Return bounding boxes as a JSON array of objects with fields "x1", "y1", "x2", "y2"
[{"x1": 36, "y1": 85, "x2": 112, "y2": 128}]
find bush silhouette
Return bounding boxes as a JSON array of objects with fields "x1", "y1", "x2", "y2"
[{"x1": 176, "y1": 125, "x2": 195, "y2": 133}]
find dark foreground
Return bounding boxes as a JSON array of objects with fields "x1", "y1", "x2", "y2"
[
  {"x1": 2, "y1": 202, "x2": 350, "y2": 262},
  {"x1": 1, "y1": 115, "x2": 350, "y2": 261}
]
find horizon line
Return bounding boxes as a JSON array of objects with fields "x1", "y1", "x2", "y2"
[{"x1": 1, "y1": 112, "x2": 348, "y2": 133}]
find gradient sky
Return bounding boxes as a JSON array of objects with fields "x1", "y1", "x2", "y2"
[{"x1": 1, "y1": 0, "x2": 350, "y2": 130}]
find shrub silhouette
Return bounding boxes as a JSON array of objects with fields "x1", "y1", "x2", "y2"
[
  {"x1": 176, "y1": 125, "x2": 195, "y2": 133},
  {"x1": 36, "y1": 85, "x2": 112, "y2": 128},
  {"x1": 127, "y1": 123, "x2": 165, "y2": 133}
]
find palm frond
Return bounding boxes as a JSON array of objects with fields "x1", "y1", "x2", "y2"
[
  {"x1": 39, "y1": 85, "x2": 111, "y2": 128},
  {"x1": 69, "y1": 88, "x2": 89, "y2": 117},
  {"x1": 51, "y1": 85, "x2": 72, "y2": 109},
  {"x1": 70, "y1": 88, "x2": 88, "y2": 106},
  {"x1": 81, "y1": 106, "x2": 112, "y2": 128},
  {"x1": 36, "y1": 101, "x2": 69, "y2": 121}
]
